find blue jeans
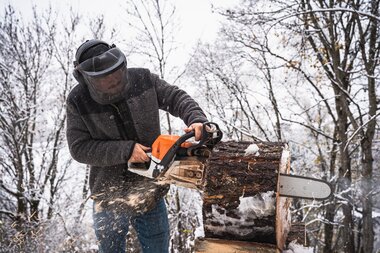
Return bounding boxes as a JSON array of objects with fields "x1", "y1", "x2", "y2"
[{"x1": 93, "y1": 199, "x2": 170, "y2": 253}]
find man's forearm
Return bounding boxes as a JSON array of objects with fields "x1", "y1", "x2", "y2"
[{"x1": 68, "y1": 137, "x2": 135, "y2": 166}]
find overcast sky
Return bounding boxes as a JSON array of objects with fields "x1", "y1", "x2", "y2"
[
  {"x1": 2, "y1": 0, "x2": 238, "y2": 74},
  {"x1": 3, "y1": 0, "x2": 235, "y2": 45}
]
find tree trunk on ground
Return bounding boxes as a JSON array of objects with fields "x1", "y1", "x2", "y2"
[{"x1": 200, "y1": 141, "x2": 292, "y2": 251}]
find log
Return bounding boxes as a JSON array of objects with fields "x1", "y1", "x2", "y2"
[
  {"x1": 200, "y1": 141, "x2": 292, "y2": 251},
  {"x1": 195, "y1": 238, "x2": 276, "y2": 253}
]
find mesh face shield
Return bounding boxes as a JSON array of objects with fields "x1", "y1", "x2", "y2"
[{"x1": 76, "y1": 47, "x2": 128, "y2": 104}]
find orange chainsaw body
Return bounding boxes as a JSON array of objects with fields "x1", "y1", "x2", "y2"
[{"x1": 151, "y1": 134, "x2": 193, "y2": 161}]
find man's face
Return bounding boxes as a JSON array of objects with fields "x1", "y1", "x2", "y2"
[{"x1": 89, "y1": 67, "x2": 126, "y2": 95}]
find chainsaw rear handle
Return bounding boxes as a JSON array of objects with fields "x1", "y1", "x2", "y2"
[{"x1": 158, "y1": 122, "x2": 222, "y2": 173}]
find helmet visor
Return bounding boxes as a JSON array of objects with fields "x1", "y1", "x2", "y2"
[
  {"x1": 77, "y1": 47, "x2": 128, "y2": 96},
  {"x1": 77, "y1": 47, "x2": 126, "y2": 78},
  {"x1": 87, "y1": 66, "x2": 127, "y2": 94}
]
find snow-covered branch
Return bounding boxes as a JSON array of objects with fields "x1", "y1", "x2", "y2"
[
  {"x1": 344, "y1": 111, "x2": 380, "y2": 151},
  {"x1": 273, "y1": 7, "x2": 380, "y2": 26}
]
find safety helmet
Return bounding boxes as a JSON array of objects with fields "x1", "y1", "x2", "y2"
[{"x1": 73, "y1": 39, "x2": 129, "y2": 104}]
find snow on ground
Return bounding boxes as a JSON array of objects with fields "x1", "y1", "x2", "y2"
[{"x1": 283, "y1": 241, "x2": 313, "y2": 253}]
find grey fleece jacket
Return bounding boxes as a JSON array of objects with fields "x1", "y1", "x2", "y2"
[{"x1": 66, "y1": 68, "x2": 207, "y2": 214}]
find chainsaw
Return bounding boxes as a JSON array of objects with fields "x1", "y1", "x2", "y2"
[
  {"x1": 128, "y1": 122, "x2": 222, "y2": 188},
  {"x1": 128, "y1": 122, "x2": 332, "y2": 200}
]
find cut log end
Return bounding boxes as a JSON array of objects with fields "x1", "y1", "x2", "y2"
[{"x1": 275, "y1": 146, "x2": 292, "y2": 250}]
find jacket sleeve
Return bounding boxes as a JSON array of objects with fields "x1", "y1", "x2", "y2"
[
  {"x1": 151, "y1": 73, "x2": 208, "y2": 126},
  {"x1": 66, "y1": 97, "x2": 136, "y2": 167}
]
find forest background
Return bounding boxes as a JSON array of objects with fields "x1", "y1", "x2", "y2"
[{"x1": 0, "y1": 0, "x2": 379, "y2": 252}]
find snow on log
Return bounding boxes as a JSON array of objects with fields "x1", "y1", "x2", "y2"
[{"x1": 200, "y1": 141, "x2": 291, "y2": 251}]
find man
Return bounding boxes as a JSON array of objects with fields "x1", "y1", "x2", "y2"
[{"x1": 66, "y1": 39, "x2": 208, "y2": 253}]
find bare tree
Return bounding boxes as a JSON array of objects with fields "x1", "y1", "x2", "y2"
[
  {"x1": 191, "y1": 0, "x2": 379, "y2": 252},
  {"x1": 188, "y1": 40, "x2": 284, "y2": 142},
  {"x1": 50, "y1": 8, "x2": 86, "y2": 220},
  {"x1": 89, "y1": 15, "x2": 119, "y2": 41},
  {"x1": 293, "y1": 2, "x2": 378, "y2": 252},
  {"x1": 0, "y1": 5, "x2": 79, "y2": 251},
  {"x1": 125, "y1": 0, "x2": 184, "y2": 134}
]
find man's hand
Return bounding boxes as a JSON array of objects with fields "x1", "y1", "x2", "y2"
[
  {"x1": 184, "y1": 122, "x2": 204, "y2": 141},
  {"x1": 128, "y1": 143, "x2": 151, "y2": 163}
]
